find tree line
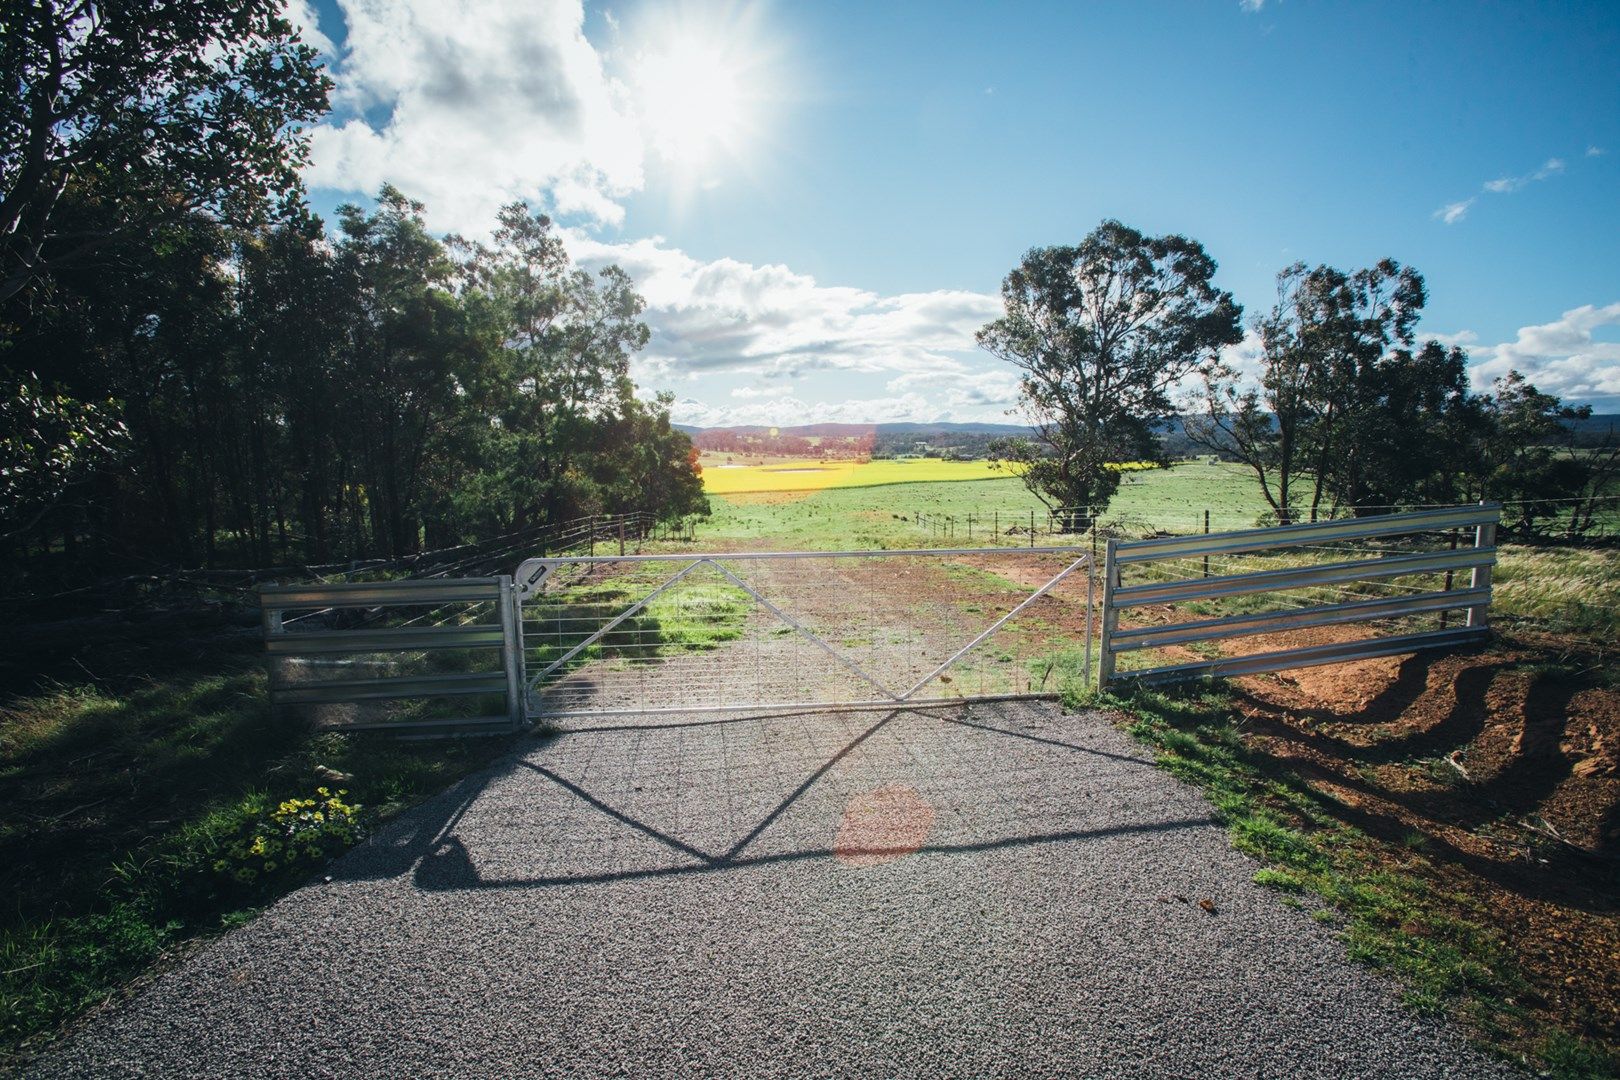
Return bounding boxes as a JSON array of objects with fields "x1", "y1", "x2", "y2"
[
  {"x1": 980, "y1": 221, "x2": 1615, "y2": 536},
  {"x1": 2, "y1": 188, "x2": 708, "y2": 572},
  {"x1": 1, "y1": 4, "x2": 706, "y2": 579}
]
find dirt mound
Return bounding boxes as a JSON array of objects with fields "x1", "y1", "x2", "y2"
[{"x1": 1222, "y1": 634, "x2": 1620, "y2": 1052}]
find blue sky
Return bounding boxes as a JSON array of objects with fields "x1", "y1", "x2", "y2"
[{"x1": 293, "y1": 0, "x2": 1620, "y2": 423}]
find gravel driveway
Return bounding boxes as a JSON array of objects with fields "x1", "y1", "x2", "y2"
[{"x1": 33, "y1": 702, "x2": 1517, "y2": 1078}]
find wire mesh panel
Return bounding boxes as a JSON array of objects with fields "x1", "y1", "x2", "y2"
[{"x1": 515, "y1": 548, "x2": 1094, "y2": 721}]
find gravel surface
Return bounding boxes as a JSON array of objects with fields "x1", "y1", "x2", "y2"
[{"x1": 33, "y1": 702, "x2": 1519, "y2": 1078}]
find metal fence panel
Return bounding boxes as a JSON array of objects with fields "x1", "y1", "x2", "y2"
[
  {"x1": 260, "y1": 576, "x2": 524, "y2": 735},
  {"x1": 1109, "y1": 504, "x2": 1502, "y2": 563},
  {"x1": 1100, "y1": 504, "x2": 1501, "y2": 688}
]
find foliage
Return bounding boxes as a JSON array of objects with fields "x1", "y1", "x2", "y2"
[
  {"x1": 1189, "y1": 259, "x2": 1451, "y2": 520},
  {"x1": 0, "y1": 369, "x2": 125, "y2": 539},
  {"x1": 978, "y1": 220, "x2": 1242, "y2": 528},
  {"x1": 213, "y1": 789, "x2": 364, "y2": 887},
  {"x1": 1189, "y1": 261, "x2": 1611, "y2": 533},
  {"x1": 1, "y1": 189, "x2": 708, "y2": 577},
  {"x1": 0, "y1": 0, "x2": 331, "y2": 303},
  {"x1": 0, "y1": 650, "x2": 518, "y2": 1061},
  {"x1": 1469, "y1": 372, "x2": 1605, "y2": 537}
]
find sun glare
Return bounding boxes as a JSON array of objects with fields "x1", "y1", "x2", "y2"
[{"x1": 628, "y1": 3, "x2": 781, "y2": 183}]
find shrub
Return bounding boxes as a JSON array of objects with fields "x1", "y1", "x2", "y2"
[{"x1": 213, "y1": 788, "x2": 364, "y2": 887}]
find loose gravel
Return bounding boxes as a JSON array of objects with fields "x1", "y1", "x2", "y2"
[{"x1": 32, "y1": 702, "x2": 1519, "y2": 1078}]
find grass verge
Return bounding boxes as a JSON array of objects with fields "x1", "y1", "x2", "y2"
[
  {"x1": 0, "y1": 645, "x2": 518, "y2": 1069},
  {"x1": 1066, "y1": 679, "x2": 1620, "y2": 1080}
]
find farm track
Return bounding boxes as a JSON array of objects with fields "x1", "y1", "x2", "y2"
[{"x1": 31, "y1": 702, "x2": 1516, "y2": 1079}]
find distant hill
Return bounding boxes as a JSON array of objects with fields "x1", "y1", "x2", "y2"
[
  {"x1": 673, "y1": 421, "x2": 1031, "y2": 437},
  {"x1": 1569, "y1": 413, "x2": 1619, "y2": 436}
]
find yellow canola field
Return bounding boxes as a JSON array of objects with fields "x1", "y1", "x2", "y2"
[{"x1": 702, "y1": 458, "x2": 1003, "y2": 495}]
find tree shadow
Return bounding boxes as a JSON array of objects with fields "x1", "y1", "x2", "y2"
[
  {"x1": 376, "y1": 704, "x2": 1216, "y2": 893},
  {"x1": 1231, "y1": 665, "x2": 1618, "y2": 912},
  {"x1": 1231, "y1": 661, "x2": 1508, "y2": 768}
]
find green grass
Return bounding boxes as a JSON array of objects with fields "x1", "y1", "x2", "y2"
[
  {"x1": 694, "y1": 461, "x2": 1271, "y2": 551},
  {"x1": 0, "y1": 648, "x2": 518, "y2": 1063},
  {"x1": 524, "y1": 572, "x2": 754, "y2": 681},
  {"x1": 1492, "y1": 547, "x2": 1620, "y2": 639},
  {"x1": 1089, "y1": 680, "x2": 1618, "y2": 1079}
]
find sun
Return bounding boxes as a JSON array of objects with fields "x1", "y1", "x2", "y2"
[
  {"x1": 637, "y1": 38, "x2": 746, "y2": 164},
  {"x1": 627, "y1": 3, "x2": 781, "y2": 182}
]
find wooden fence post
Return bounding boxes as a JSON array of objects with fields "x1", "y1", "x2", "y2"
[{"x1": 1202, "y1": 509, "x2": 1210, "y2": 578}]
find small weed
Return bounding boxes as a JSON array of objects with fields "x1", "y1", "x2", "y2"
[
  {"x1": 1537, "y1": 1030, "x2": 1620, "y2": 1080},
  {"x1": 1253, "y1": 868, "x2": 1306, "y2": 892}
]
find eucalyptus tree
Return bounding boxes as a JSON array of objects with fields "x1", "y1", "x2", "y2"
[
  {"x1": 459, "y1": 203, "x2": 653, "y2": 526},
  {"x1": 0, "y1": 0, "x2": 330, "y2": 305},
  {"x1": 335, "y1": 186, "x2": 476, "y2": 557},
  {"x1": 978, "y1": 220, "x2": 1242, "y2": 528},
  {"x1": 1190, "y1": 259, "x2": 1435, "y2": 520}
]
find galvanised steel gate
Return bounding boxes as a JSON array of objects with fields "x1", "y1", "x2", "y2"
[
  {"x1": 513, "y1": 547, "x2": 1095, "y2": 721},
  {"x1": 261, "y1": 576, "x2": 525, "y2": 734},
  {"x1": 1099, "y1": 503, "x2": 1500, "y2": 687}
]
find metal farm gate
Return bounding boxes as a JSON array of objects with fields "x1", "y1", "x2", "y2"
[
  {"x1": 256, "y1": 505, "x2": 1505, "y2": 731},
  {"x1": 1098, "y1": 504, "x2": 1501, "y2": 687},
  {"x1": 513, "y1": 547, "x2": 1095, "y2": 721}
]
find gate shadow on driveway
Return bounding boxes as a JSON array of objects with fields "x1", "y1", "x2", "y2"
[{"x1": 392, "y1": 702, "x2": 1214, "y2": 892}]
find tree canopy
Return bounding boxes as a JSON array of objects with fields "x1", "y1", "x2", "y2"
[
  {"x1": 1189, "y1": 259, "x2": 1610, "y2": 534},
  {"x1": 1, "y1": 0, "x2": 331, "y2": 304},
  {"x1": 1, "y1": 187, "x2": 708, "y2": 575},
  {"x1": 978, "y1": 220, "x2": 1243, "y2": 525}
]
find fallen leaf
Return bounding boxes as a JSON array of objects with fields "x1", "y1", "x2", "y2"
[{"x1": 1198, "y1": 898, "x2": 1217, "y2": 914}]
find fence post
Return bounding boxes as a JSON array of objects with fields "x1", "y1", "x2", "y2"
[
  {"x1": 618, "y1": 518, "x2": 626, "y2": 557},
  {"x1": 1030, "y1": 510, "x2": 1036, "y2": 548},
  {"x1": 1202, "y1": 509, "x2": 1210, "y2": 578},
  {"x1": 589, "y1": 515, "x2": 596, "y2": 557},
  {"x1": 1083, "y1": 556, "x2": 1095, "y2": 687},
  {"x1": 498, "y1": 574, "x2": 525, "y2": 730},
  {"x1": 994, "y1": 510, "x2": 999, "y2": 539},
  {"x1": 1440, "y1": 529, "x2": 1460, "y2": 630},
  {"x1": 1098, "y1": 539, "x2": 1119, "y2": 687},
  {"x1": 1465, "y1": 505, "x2": 1497, "y2": 629}
]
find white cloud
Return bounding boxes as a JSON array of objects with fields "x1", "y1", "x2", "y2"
[
  {"x1": 306, "y1": 0, "x2": 644, "y2": 232},
  {"x1": 1239, "y1": 0, "x2": 1267, "y2": 11},
  {"x1": 1436, "y1": 155, "x2": 1575, "y2": 225},
  {"x1": 1434, "y1": 198, "x2": 1475, "y2": 224},
  {"x1": 283, "y1": 0, "x2": 337, "y2": 56},
  {"x1": 887, "y1": 370, "x2": 1020, "y2": 412},
  {"x1": 1588, "y1": 145, "x2": 1606, "y2": 157},
  {"x1": 1419, "y1": 329, "x2": 1479, "y2": 349},
  {"x1": 1455, "y1": 303, "x2": 1620, "y2": 405},
  {"x1": 563, "y1": 231, "x2": 1003, "y2": 382},
  {"x1": 730, "y1": 384, "x2": 792, "y2": 400},
  {"x1": 670, "y1": 393, "x2": 959, "y2": 428}
]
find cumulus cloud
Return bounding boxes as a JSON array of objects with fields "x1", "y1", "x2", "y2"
[
  {"x1": 1435, "y1": 155, "x2": 1578, "y2": 225},
  {"x1": 886, "y1": 370, "x2": 1021, "y2": 412},
  {"x1": 563, "y1": 231, "x2": 1002, "y2": 382},
  {"x1": 306, "y1": 0, "x2": 643, "y2": 231},
  {"x1": 1463, "y1": 302, "x2": 1620, "y2": 406},
  {"x1": 283, "y1": 0, "x2": 337, "y2": 56}
]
